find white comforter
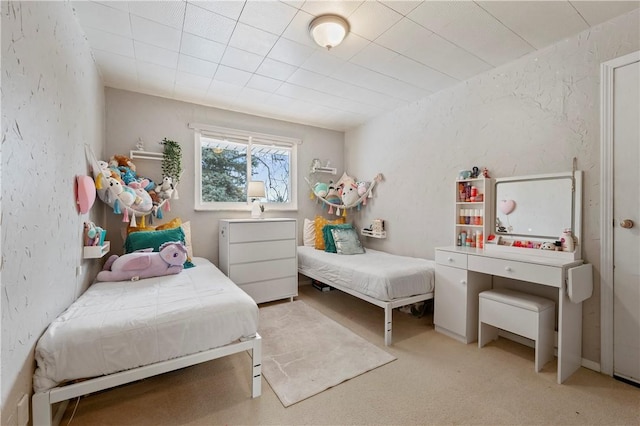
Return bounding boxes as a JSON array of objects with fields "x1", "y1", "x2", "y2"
[
  {"x1": 33, "y1": 257, "x2": 258, "y2": 392},
  {"x1": 297, "y1": 246, "x2": 435, "y2": 301}
]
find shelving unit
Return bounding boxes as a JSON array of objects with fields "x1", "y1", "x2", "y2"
[
  {"x1": 361, "y1": 229, "x2": 386, "y2": 239},
  {"x1": 83, "y1": 241, "x2": 110, "y2": 259},
  {"x1": 455, "y1": 177, "x2": 492, "y2": 248},
  {"x1": 130, "y1": 150, "x2": 163, "y2": 161}
]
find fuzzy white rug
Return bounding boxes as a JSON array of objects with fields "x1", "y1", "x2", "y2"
[{"x1": 259, "y1": 300, "x2": 396, "y2": 407}]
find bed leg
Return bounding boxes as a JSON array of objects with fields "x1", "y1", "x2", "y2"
[
  {"x1": 32, "y1": 392, "x2": 52, "y2": 426},
  {"x1": 251, "y1": 334, "x2": 262, "y2": 398},
  {"x1": 384, "y1": 306, "x2": 392, "y2": 346}
]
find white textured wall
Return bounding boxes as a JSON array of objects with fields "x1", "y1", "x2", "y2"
[
  {"x1": 104, "y1": 89, "x2": 344, "y2": 262},
  {"x1": 1, "y1": 1, "x2": 105, "y2": 422},
  {"x1": 345, "y1": 10, "x2": 639, "y2": 363}
]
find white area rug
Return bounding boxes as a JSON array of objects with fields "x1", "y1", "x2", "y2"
[{"x1": 259, "y1": 300, "x2": 396, "y2": 407}]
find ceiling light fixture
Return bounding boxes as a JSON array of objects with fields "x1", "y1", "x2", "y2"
[{"x1": 308, "y1": 14, "x2": 349, "y2": 50}]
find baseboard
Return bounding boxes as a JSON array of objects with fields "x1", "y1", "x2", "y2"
[{"x1": 581, "y1": 358, "x2": 600, "y2": 372}]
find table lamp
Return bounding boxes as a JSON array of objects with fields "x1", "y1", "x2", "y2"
[{"x1": 248, "y1": 181, "x2": 266, "y2": 219}]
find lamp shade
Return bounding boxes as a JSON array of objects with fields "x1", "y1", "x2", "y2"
[
  {"x1": 247, "y1": 181, "x2": 266, "y2": 199},
  {"x1": 309, "y1": 15, "x2": 349, "y2": 49}
]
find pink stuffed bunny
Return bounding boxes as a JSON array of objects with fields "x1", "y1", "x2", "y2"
[{"x1": 96, "y1": 241, "x2": 187, "y2": 282}]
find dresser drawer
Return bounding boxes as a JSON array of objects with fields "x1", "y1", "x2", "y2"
[
  {"x1": 230, "y1": 239, "x2": 295, "y2": 264},
  {"x1": 435, "y1": 250, "x2": 468, "y2": 269},
  {"x1": 229, "y1": 258, "x2": 296, "y2": 285},
  {"x1": 229, "y1": 221, "x2": 295, "y2": 243},
  {"x1": 238, "y1": 277, "x2": 297, "y2": 304},
  {"x1": 467, "y1": 255, "x2": 562, "y2": 287}
]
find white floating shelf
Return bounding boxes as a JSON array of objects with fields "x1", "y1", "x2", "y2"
[
  {"x1": 311, "y1": 166, "x2": 337, "y2": 175},
  {"x1": 361, "y1": 229, "x2": 386, "y2": 239},
  {"x1": 130, "y1": 150, "x2": 163, "y2": 161},
  {"x1": 83, "y1": 241, "x2": 110, "y2": 259}
]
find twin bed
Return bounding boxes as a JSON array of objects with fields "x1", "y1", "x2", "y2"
[
  {"x1": 32, "y1": 257, "x2": 261, "y2": 426},
  {"x1": 33, "y1": 236, "x2": 435, "y2": 424},
  {"x1": 297, "y1": 246, "x2": 435, "y2": 346}
]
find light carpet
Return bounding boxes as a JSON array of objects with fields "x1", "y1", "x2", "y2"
[{"x1": 259, "y1": 300, "x2": 396, "y2": 407}]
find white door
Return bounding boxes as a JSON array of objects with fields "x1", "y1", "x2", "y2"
[{"x1": 612, "y1": 58, "x2": 640, "y2": 384}]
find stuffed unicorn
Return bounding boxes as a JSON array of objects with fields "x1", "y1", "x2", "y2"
[{"x1": 96, "y1": 241, "x2": 187, "y2": 282}]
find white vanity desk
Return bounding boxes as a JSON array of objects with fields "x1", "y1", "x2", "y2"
[
  {"x1": 435, "y1": 245, "x2": 592, "y2": 384},
  {"x1": 434, "y1": 172, "x2": 593, "y2": 383}
]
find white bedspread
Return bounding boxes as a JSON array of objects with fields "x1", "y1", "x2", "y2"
[
  {"x1": 297, "y1": 246, "x2": 435, "y2": 301},
  {"x1": 33, "y1": 257, "x2": 258, "y2": 392}
]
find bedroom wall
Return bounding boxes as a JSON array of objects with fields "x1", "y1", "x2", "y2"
[
  {"x1": 344, "y1": 10, "x2": 639, "y2": 365},
  {"x1": 104, "y1": 88, "x2": 344, "y2": 264},
  {"x1": 1, "y1": 2, "x2": 105, "y2": 423}
]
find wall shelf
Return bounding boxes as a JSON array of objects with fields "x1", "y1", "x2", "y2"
[
  {"x1": 130, "y1": 150, "x2": 163, "y2": 161},
  {"x1": 83, "y1": 241, "x2": 110, "y2": 259},
  {"x1": 361, "y1": 229, "x2": 386, "y2": 239}
]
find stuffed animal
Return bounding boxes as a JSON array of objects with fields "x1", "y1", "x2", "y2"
[
  {"x1": 96, "y1": 241, "x2": 187, "y2": 282},
  {"x1": 156, "y1": 176, "x2": 174, "y2": 200},
  {"x1": 313, "y1": 182, "x2": 328, "y2": 198},
  {"x1": 357, "y1": 181, "x2": 369, "y2": 205},
  {"x1": 325, "y1": 182, "x2": 341, "y2": 205},
  {"x1": 110, "y1": 154, "x2": 136, "y2": 172},
  {"x1": 341, "y1": 182, "x2": 359, "y2": 206},
  {"x1": 119, "y1": 166, "x2": 137, "y2": 185},
  {"x1": 106, "y1": 177, "x2": 135, "y2": 206},
  {"x1": 540, "y1": 242, "x2": 555, "y2": 251}
]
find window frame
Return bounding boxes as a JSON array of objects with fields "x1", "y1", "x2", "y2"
[{"x1": 191, "y1": 123, "x2": 299, "y2": 212}]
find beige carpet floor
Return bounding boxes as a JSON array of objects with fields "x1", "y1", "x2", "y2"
[
  {"x1": 259, "y1": 300, "x2": 395, "y2": 407},
  {"x1": 59, "y1": 282, "x2": 640, "y2": 425}
]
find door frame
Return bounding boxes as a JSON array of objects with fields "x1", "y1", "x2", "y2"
[{"x1": 600, "y1": 50, "x2": 640, "y2": 376}]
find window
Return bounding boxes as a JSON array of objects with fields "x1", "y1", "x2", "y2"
[{"x1": 191, "y1": 123, "x2": 298, "y2": 211}]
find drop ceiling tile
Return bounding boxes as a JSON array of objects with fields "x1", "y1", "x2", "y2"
[
  {"x1": 281, "y1": 10, "x2": 318, "y2": 48},
  {"x1": 255, "y1": 58, "x2": 298, "y2": 80},
  {"x1": 180, "y1": 33, "x2": 226, "y2": 64},
  {"x1": 350, "y1": 43, "x2": 399, "y2": 70},
  {"x1": 220, "y1": 47, "x2": 264, "y2": 73},
  {"x1": 325, "y1": 33, "x2": 369, "y2": 61},
  {"x1": 189, "y1": 1, "x2": 245, "y2": 20},
  {"x1": 72, "y1": 1, "x2": 132, "y2": 37},
  {"x1": 238, "y1": 1, "x2": 298, "y2": 35},
  {"x1": 82, "y1": 27, "x2": 135, "y2": 58},
  {"x1": 404, "y1": 33, "x2": 492, "y2": 81},
  {"x1": 93, "y1": 49, "x2": 137, "y2": 82},
  {"x1": 134, "y1": 41, "x2": 179, "y2": 68},
  {"x1": 235, "y1": 87, "x2": 272, "y2": 104},
  {"x1": 184, "y1": 2, "x2": 236, "y2": 44},
  {"x1": 172, "y1": 84, "x2": 207, "y2": 104},
  {"x1": 379, "y1": 1, "x2": 421, "y2": 16},
  {"x1": 478, "y1": 1, "x2": 588, "y2": 49},
  {"x1": 137, "y1": 61, "x2": 176, "y2": 83},
  {"x1": 175, "y1": 70, "x2": 212, "y2": 90},
  {"x1": 300, "y1": 50, "x2": 345, "y2": 76},
  {"x1": 300, "y1": 1, "x2": 363, "y2": 19},
  {"x1": 127, "y1": 0, "x2": 186, "y2": 29},
  {"x1": 246, "y1": 74, "x2": 283, "y2": 93},
  {"x1": 348, "y1": 1, "x2": 403, "y2": 41},
  {"x1": 131, "y1": 15, "x2": 182, "y2": 52},
  {"x1": 229, "y1": 23, "x2": 279, "y2": 56},
  {"x1": 207, "y1": 79, "x2": 243, "y2": 97},
  {"x1": 138, "y1": 79, "x2": 174, "y2": 97},
  {"x1": 286, "y1": 68, "x2": 326, "y2": 89},
  {"x1": 215, "y1": 65, "x2": 253, "y2": 86},
  {"x1": 570, "y1": 1, "x2": 639, "y2": 26},
  {"x1": 376, "y1": 55, "x2": 457, "y2": 92},
  {"x1": 267, "y1": 38, "x2": 316, "y2": 67},
  {"x1": 375, "y1": 18, "x2": 433, "y2": 54},
  {"x1": 177, "y1": 54, "x2": 218, "y2": 78},
  {"x1": 95, "y1": 1, "x2": 129, "y2": 13},
  {"x1": 408, "y1": 1, "x2": 534, "y2": 66}
]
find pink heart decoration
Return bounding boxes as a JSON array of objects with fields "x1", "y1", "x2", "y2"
[{"x1": 499, "y1": 199, "x2": 516, "y2": 215}]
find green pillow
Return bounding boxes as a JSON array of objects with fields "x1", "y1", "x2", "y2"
[
  {"x1": 331, "y1": 227, "x2": 365, "y2": 255},
  {"x1": 124, "y1": 227, "x2": 195, "y2": 268},
  {"x1": 322, "y1": 224, "x2": 353, "y2": 253}
]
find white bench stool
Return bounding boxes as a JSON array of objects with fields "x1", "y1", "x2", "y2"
[{"x1": 478, "y1": 288, "x2": 555, "y2": 372}]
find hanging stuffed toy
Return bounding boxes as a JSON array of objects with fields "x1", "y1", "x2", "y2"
[
  {"x1": 324, "y1": 182, "x2": 341, "y2": 215},
  {"x1": 357, "y1": 181, "x2": 369, "y2": 205}
]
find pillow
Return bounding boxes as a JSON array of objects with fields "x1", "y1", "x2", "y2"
[
  {"x1": 124, "y1": 226, "x2": 195, "y2": 268},
  {"x1": 303, "y1": 218, "x2": 315, "y2": 247},
  {"x1": 126, "y1": 225, "x2": 156, "y2": 235},
  {"x1": 331, "y1": 227, "x2": 365, "y2": 255},
  {"x1": 141, "y1": 217, "x2": 194, "y2": 260},
  {"x1": 314, "y1": 216, "x2": 346, "y2": 250},
  {"x1": 322, "y1": 223, "x2": 353, "y2": 253},
  {"x1": 156, "y1": 217, "x2": 182, "y2": 231}
]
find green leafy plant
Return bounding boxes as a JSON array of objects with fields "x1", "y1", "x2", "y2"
[{"x1": 160, "y1": 138, "x2": 183, "y2": 184}]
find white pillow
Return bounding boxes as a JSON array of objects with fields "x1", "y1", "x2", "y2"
[
  {"x1": 303, "y1": 218, "x2": 315, "y2": 247},
  {"x1": 181, "y1": 221, "x2": 194, "y2": 259}
]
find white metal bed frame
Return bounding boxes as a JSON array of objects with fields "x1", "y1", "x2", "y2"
[
  {"x1": 300, "y1": 268, "x2": 433, "y2": 346},
  {"x1": 32, "y1": 334, "x2": 262, "y2": 426}
]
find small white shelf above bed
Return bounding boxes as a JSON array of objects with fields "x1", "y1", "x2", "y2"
[
  {"x1": 361, "y1": 229, "x2": 386, "y2": 239},
  {"x1": 130, "y1": 150, "x2": 163, "y2": 161},
  {"x1": 83, "y1": 241, "x2": 110, "y2": 259}
]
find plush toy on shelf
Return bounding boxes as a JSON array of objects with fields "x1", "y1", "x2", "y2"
[{"x1": 156, "y1": 176, "x2": 174, "y2": 200}]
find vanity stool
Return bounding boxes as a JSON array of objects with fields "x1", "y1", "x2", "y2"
[{"x1": 478, "y1": 288, "x2": 555, "y2": 372}]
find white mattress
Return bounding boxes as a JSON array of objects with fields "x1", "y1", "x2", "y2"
[
  {"x1": 33, "y1": 257, "x2": 258, "y2": 392},
  {"x1": 297, "y1": 246, "x2": 435, "y2": 301}
]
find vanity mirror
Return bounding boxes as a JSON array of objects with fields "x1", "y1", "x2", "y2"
[{"x1": 491, "y1": 171, "x2": 582, "y2": 259}]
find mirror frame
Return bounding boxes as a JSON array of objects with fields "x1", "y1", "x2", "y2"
[{"x1": 492, "y1": 171, "x2": 582, "y2": 258}]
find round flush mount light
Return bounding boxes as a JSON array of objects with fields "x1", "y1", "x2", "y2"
[{"x1": 309, "y1": 15, "x2": 349, "y2": 50}]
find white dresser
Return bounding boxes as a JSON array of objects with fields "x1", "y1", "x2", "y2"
[{"x1": 219, "y1": 218, "x2": 297, "y2": 304}]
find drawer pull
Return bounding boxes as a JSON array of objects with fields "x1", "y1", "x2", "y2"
[
  {"x1": 447, "y1": 257, "x2": 453, "y2": 262},
  {"x1": 505, "y1": 266, "x2": 512, "y2": 272},
  {"x1": 460, "y1": 280, "x2": 467, "y2": 286}
]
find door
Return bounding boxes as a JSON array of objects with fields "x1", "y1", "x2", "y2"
[{"x1": 612, "y1": 58, "x2": 640, "y2": 384}]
